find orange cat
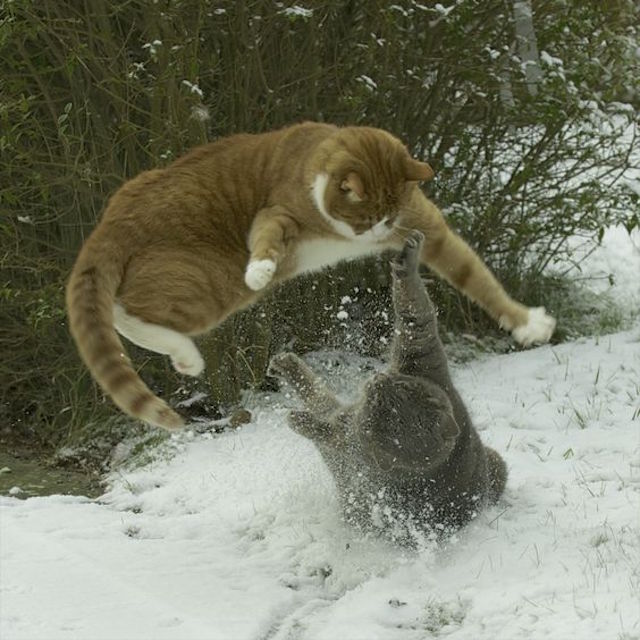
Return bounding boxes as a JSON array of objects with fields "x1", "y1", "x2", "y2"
[{"x1": 66, "y1": 122, "x2": 555, "y2": 429}]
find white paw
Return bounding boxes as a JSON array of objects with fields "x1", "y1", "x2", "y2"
[
  {"x1": 171, "y1": 348, "x2": 205, "y2": 377},
  {"x1": 512, "y1": 307, "x2": 556, "y2": 347},
  {"x1": 245, "y1": 259, "x2": 276, "y2": 291}
]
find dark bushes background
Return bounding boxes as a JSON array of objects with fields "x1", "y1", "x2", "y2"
[{"x1": 1, "y1": 0, "x2": 637, "y2": 447}]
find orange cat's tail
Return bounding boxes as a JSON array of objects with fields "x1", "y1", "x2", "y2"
[{"x1": 66, "y1": 232, "x2": 184, "y2": 430}]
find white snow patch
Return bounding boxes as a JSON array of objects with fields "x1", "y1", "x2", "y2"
[
  {"x1": 565, "y1": 225, "x2": 640, "y2": 309},
  {"x1": 357, "y1": 74, "x2": 378, "y2": 91},
  {"x1": 181, "y1": 80, "x2": 204, "y2": 98},
  {"x1": 540, "y1": 50, "x2": 564, "y2": 67},
  {"x1": 281, "y1": 6, "x2": 313, "y2": 19},
  {"x1": 2, "y1": 328, "x2": 639, "y2": 638}
]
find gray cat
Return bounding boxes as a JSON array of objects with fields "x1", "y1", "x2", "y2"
[{"x1": 269, "y1": 231, "x2": 507, "y2": 543}]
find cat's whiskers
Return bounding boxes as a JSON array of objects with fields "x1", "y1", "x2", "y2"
[
  {"x1": 388, "y1": 226, "x2": 409, "y2": 244},
  {"x1": 395, "y1": 206, "x2": 428, "y2": 225}
]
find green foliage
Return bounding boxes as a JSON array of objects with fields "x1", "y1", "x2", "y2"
[{"x1": 0, "y1": 0, "x2": 638, "y2": 450}]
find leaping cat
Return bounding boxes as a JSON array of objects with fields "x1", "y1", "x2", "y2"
[{"x1": 66, "y1": 122, "x2": 555, "y2": 429}]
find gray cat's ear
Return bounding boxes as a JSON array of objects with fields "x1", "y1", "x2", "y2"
[
  {"x1": 404, "y1": 158, "x2": 434, "y2": 182},
  {"x1": 440, "y1": 412, "x2": 460, "y2": 442},
  {"x1": 288, "y1": 410, "x2": 330, "y2": 441}
]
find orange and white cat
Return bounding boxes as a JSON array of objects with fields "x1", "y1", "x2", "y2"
[{"x1": 66, "y1": 122, "x2": 555, "y2": 430}]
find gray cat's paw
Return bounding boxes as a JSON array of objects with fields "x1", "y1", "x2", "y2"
[
  {"x1": 268, "y1": 352, "x2": 301, "y2": 380},
  {"x1": 391, "y1": 230, "x2": 424, "y2": 274},
  {"x1": 405, "y1": 229, "x2": 425, "y2": 251}
]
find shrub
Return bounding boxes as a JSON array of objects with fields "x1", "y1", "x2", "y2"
[{"x1": 1, "y1": 0, "x2": 637, "y2": 449}]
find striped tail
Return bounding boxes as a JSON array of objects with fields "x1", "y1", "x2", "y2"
[{"x1": 66, "y1": 235, "x2": 184, "y2": 430}]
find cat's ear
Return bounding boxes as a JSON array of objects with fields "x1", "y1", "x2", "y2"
[
  {"x1": 439, "y1": 410, "x2": 460, "y2": 441},
  {"x1": 340, "y1": 171, "x2": 366, "y2": 202},
  {"x1": 404, "y1": 158, "x2": 434, "y2": 182}
]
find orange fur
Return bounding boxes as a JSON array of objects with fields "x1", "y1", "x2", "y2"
[{"x1": 66, "y1": 122, "x2": 552, "y2": 429}]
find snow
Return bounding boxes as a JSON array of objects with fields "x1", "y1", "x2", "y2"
[
  {"x1": 280, "y1": 6, "x2": 313, "y2": 19},
  {"x1": 565, "y1": 225, "x2": 640, "y2": 309},
  {"x1": 540, "y1": 50, "x2": 564, "y2": 67},
  {"x1": 181, "y1": 80, "x2": 204, "y2": 99},
  {"x1": 357, "y1": 75, "x2": 378, "y2": 91},
  {"x1": 2, "y1": 231, "x2": 639, "y2": 639}
]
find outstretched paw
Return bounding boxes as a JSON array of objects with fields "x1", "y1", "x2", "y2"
[
  {"x1": 512, "y1": 307, "x2": 556, "y2": 346},
  {"x1": 268, "y1": 352, "x2": 302, "y2": 380},
  {"x1": 391, "y1": 230, "x2": 424, "y2": 275},
  {"x1": 405, "y1": 229, "x2": 425, "y2": 251},
  {"x1": 245, "y1": 259, "x2": 276, "y2": 291}
]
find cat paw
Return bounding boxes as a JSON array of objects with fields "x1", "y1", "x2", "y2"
[
  {"x1": 171, "y1": 348, "x2": 205, "y2": 377},
  {"x1": 391, "y1": 230, "x2": 424, "y2": 274},
  {"x1": 405, "y1": 230, "x2": 425, "y2": 250},
  {"x1": 268, "y1": 352, "x2": 299, "y2": 379},
  {"x1": 512, "y1": 307, "x2": 556, "y2": 347},
  {"x1": 245, "y1": 259, "x2": 276, "y2": 291}
]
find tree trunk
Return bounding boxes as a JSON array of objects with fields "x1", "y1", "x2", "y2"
[{"x1": 513, "y1": 0, "x2": 543, "y2": 97}]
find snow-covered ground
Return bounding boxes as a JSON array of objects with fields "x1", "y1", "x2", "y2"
[
  {"x1": 565, "y1": 225, "x2": 640, "y2": 310},
  {"x1": 1, "y1": 228, "x2": 639, "y2": 640}
]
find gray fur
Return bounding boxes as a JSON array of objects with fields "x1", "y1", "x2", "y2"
[{"x1": 269, "y1": 231, "x2": 507, "y2": 543}]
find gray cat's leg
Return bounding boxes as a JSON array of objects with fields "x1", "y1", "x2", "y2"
[
  {"x1": 389, "y1": 231, "x2": 450, "y2": 383},
  {"x1": 288, "y1": 409, "x2": 334, "y2": 442},
  {"x1": 269, "y1": 352, "x2": 342, "y2": 418},
  {"x1": 484, "y1": 446, "x2": 508, "y2": 502}
]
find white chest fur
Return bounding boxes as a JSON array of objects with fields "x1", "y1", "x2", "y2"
[
  {"x1": 293, "y1": 237, "x2": 383, "y2": 276},
  {"x1": 296, "y1": 173, "x2": 393, "y2": 275}
]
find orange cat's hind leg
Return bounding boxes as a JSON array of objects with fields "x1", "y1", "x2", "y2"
[{"x1": 114, "y1": 303, "x2": 205, "y2": 376}]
